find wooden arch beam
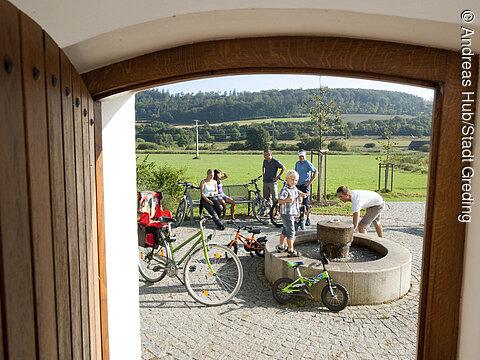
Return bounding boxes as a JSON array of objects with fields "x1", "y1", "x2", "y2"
[
  {"x1": 82, "y1": 37, "x2": 449, "y2": 100},
  {"x1": 82, "y1": 36, "x2": 478, "y2": 360}
]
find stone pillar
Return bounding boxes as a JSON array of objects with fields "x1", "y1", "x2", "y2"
[{"x1": 317, "y1": 219, "x2": 354, "y2": 259}]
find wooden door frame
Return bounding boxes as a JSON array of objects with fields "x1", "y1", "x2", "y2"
[{"x1": 82, "y1": 36, "x2": 478, "y2": 360}]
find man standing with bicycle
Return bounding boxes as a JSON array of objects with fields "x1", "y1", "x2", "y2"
[
  {"x1": 262, "y1": 149, "x2": 286, "y2": 205},
  {"x1": 295, "y1": 150, "x2": 318, "y2": 226}
]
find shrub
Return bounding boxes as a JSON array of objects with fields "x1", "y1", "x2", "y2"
[
  {"x1": 419, "y1": 144, "x2": 430, "y2": 152},
  {"x1": 136, "y1": 156, "x2": 187, "y2": 211},
  {"x1": 364, "y1": 142, "x2": 376, "y2": 148},
  {"x1": 136, "y1": 137, "x2": 145, "y2": 143},
  {"x1": 328, "y1": 140, "x2": 350, "y2": 152},
  {"x1": 296, "y1": 135, "x2": 320, "y2": 150},
  {"x1": 136, "y1": 142, "x2": 159, "y2": 150},
  {"x1": 226, "y1": 142, "x2": 246, "y2": 151}
]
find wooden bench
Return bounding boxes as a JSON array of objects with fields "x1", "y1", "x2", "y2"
[{"x1": 185, "y1": 184, "x2": 254, "y2": 224}]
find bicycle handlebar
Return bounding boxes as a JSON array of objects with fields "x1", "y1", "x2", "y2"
[
  {"x1": 177, "y1": 180, "x2": 199, "y2": 190},
  {"x1": 199, "y1": 215, "x2": 212, "y2": 227},
  {"x1": 250, "y1": 175, "x2": 262, "y2": 183},
  {"x1": 242, "y1": 175, "x2": 263, "y2": 187},
  {"x1": 226, "y1": 220, "x2": 253, "y2": 232}
]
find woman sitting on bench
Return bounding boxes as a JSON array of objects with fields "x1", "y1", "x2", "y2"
[
  {"x1": 199, "y1": 169, "x2": 225, "y2": 230},
  {"x1": 214, "y1": 169, "x2": 236, "y2": 220}
]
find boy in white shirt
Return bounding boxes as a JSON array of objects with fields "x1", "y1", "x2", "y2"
[{"x1": 336, "y1": 186, "x2": 385, "y2": 238}]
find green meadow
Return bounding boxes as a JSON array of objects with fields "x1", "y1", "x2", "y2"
[{"x1": 137, "y1": 153, "x2": 428, "y2": 213}]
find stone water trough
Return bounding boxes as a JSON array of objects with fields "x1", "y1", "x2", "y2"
[{"x1": 265, "y1": 221, "x2": 412, "y2": 305}]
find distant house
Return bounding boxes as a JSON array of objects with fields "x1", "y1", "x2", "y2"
[{"x1": 408, "y1": 140, "x2": 430, "y2": 150}]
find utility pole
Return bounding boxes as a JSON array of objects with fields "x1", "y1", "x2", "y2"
[{"x1": 194, "y1": 120, "x2": 200, "y2": 159}]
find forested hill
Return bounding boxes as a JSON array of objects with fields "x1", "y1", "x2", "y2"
[{"x1": 135, "y1": 88, "x2": 432, "y2": 124}]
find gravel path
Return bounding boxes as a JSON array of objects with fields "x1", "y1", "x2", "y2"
[{"x1": 140, "y1": 202, "x2": 425, "y2": 360}]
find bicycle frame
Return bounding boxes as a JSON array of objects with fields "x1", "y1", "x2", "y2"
[
  {"x1": 231, "y1": 230, "x2": 263, "y2": 251},
  {"x1": 164, "y1": 218, "x2": 216, "y2": 274},
  {"x1": 281, "y1": 261, "x2": 333, "y2": 294}
]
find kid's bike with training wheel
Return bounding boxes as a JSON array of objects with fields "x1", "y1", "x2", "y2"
[{"x1": 226, "y1": 220, "x2": 267, "y2": 257}]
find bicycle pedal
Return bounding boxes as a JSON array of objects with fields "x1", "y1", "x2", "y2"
[
  {"x1": 301, "y1": 288, "x2": 313, "y2": 299},
  {"x1": 189, "y1": 265, "x2": 197, "y2": 272}
]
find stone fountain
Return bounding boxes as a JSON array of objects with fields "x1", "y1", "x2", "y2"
[
  {"x1": 317, "y1": 219, "x2": 354, "y2": 259},
  {"x1": 265, "y1": 220, "x2": 412, "y2": 305}
]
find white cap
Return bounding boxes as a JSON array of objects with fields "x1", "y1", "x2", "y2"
[{"x1": 298, "y1": 151, "x2": 306, "y2": 157}]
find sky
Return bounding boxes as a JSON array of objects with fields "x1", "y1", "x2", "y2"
[{"x1": 155, "y1": 74, "x2": 435, "y2": 100}]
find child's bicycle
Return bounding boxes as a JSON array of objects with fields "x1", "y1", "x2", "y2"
[
  {"x1": 272, "y1": 253, "x2": 349, "y2": 311},
  {"x1": 226, "y1": 220, "x2": 267, "y2": 257}
]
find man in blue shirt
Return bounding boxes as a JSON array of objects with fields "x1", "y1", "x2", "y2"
[{"x1": 295, "y1": 150, "x2": 318, "y2": 226}]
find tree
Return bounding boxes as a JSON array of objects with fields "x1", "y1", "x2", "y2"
[
  {"x1": 376, "y1": 126, "x2": 398, "y2": 164},
  {"x1": 245, "y1": 124, "x2": 270, "y2": 150},
  {"x1": 302, "y1": 86, "x2": 343, "y2": 200},
  {"x1": 230, "y1": 128, "x2": 241, "y2": 141},
  {"x1": 376, "y1": 125, "x2": 398, "y2": 192},
  {"x1": 153, "y1": 133, "x2": 175, "y2": 147},
  {"x1": 303, "y1": 86, "x2": 344, "y2": 150}
]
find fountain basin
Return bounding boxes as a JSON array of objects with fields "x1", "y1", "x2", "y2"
[{"x1": 265, "y1": 232, "x2": 412, "y2": 305}]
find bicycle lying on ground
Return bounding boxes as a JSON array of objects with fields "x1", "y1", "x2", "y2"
[
  {"x1": 174, "y1": 180, "x2": 199, "y2": 227},
  {"x1": 226, "y1": 220, "x2": 267, "y2": 257},
  {"x1": 247, "y1": 175, "x2": 273, "y2": 225},
  {"x1": 271, "y1": 253, "x2": 349, "y2": 311},
  {"x1": 138, "y1": 216, "x2": 243, "y2": 306}
]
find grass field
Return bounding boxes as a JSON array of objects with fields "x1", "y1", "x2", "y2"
[
  {"x1": 137, "y1": 153, "x2": 428, "y2": 203},
  {"x1": 190, "y1": 135, "x2": 430, "y2": 152},
  {"x1": 173, "y1": 114, "x2": 416, "y2": 128}
]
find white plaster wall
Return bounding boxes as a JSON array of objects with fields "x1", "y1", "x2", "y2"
[
  {"x1": 101, "y1": 92, "x2": 141, "y2": 360},
  {"x1": 458, "y1": 62, "x2": 480, "y2": 359}
]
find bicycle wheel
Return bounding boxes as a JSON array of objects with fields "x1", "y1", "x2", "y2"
[
  {"x1": 272, "y1": 278, "x2": 295, "y2": 305},
  {"x1": 174, "y1": 196, "x2": 188, "y2": 228},
  {"x1": 184, "y1": 244, "x2": 243, "y2": 306},
  {"x1": 252, "y1": 197, "x2": 271, "y2": 225},
  {"x1": 138, "y1": 230, "x2": 170, "y2": 282},
  {"x1": 270, "y1": 200, "x2": 283, "y2": 228},
  {"x1": 321, "y1": 282, "x2": 349, "y2": 311},
  {"x1": 254, "y1": 236, "x2": 267, "y2": 257},
  {"x1": 227, "y1": 241, "x2": 238, "y2": 254}
]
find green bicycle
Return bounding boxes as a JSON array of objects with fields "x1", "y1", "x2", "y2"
[
  {"x1": 138, "y1": 216, "x2": 244, "y2": 306},
  {"x1": 272, "y1": 253, "x2": 349, "y2": 311}
]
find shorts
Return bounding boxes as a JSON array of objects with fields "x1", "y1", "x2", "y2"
[
  {"x1": 263, "y1": 182, "x2": 278, "y2": 203},
  {"x1": 359, "y1": 202, "x2": 385, "y2": 228},
  {"x1": 281, "y1": 214, "x2": 295, "y2": 239},
  {"x1": 296, "y1": 184, "x2": 310, "y2": 209},
  {"x1": 216, "y1": 194, "x2": 228, "y2": 201}
]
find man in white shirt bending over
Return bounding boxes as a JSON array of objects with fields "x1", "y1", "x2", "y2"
[{"x1": 336, "y1": 186, "x2": 385, "y2": 238}]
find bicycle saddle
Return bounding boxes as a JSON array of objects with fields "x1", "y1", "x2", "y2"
[
  {"x1": 250, "y1": 229, "x2": 261, "y2": 234},
  {"x1": 155, "y1": 216, "x2": 176, "y2": 224},
  {"x1": 286, "y1": 261, "x2": 304, "y2": 268}
]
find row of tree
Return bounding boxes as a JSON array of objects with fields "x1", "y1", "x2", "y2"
[
  {"x1": 135, "y1": 115, "x2": 432, "y2": 150},
  {"x1": 135, "y1": 88, "x2": 432, "y2": 124}
]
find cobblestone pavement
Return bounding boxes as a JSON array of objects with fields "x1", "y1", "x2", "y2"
[{"x1": 140, "y1": 202, "x2": 425, "y2": 360}]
